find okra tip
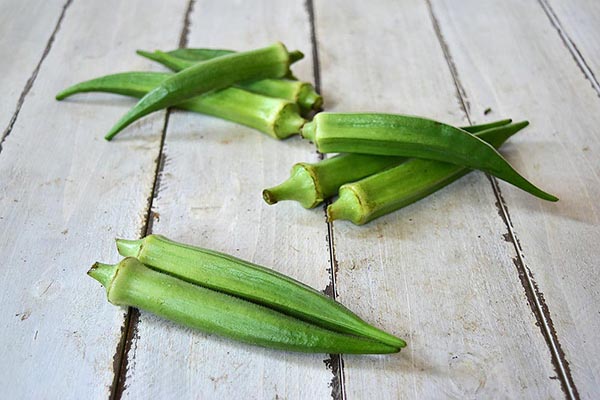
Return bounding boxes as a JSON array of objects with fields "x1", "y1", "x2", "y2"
[
  {"x1": 288, "y1": 50, "x2": 304, "y2": 63},
  {"x1": 115, "y1": 238, "x2": 143, "y2": 258},
  {"x1": 300, "y1": 120, "x2": 316, "y2": 142},
  {"x1": 263, "y1": 164, "x2": 320, "y2": 208},
  {"x1": 88, "y1": 262, "x2": 118, "y2": 289},
  {"x1": 274, "y1": 104, "x2": 306, "y2": 139},
  {"x1": 297, "y1": 85, "x2": 323, "y2": 112},
  {"x1": 327, "y1": 186, "x2": 365, "y2": 225}
]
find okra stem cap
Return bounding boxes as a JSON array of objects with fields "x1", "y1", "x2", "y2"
[
  {"x1": 116, "y1": 238, "x2": 144, "y2": 258},
  {"x1": 263, "y1": 164, "x2": 320, "y2": 208},
  {"x1": 88, "y1": 262, "x2": 118, "y2": 292}
]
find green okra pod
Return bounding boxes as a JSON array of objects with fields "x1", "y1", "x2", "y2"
[
  {"x1": 116, "y1": 234, "x2": 406, "y2": 349},
  {"x1": 137, "y1": 49, "x2": 323, "y2": 113},
  {"x1": 262, "y1": 119, "x2": 513, "y2": 208},
  {"x1": 162, "y1": 47, "x2": 305, "y2": 65},
  {"x1": 302, "y1": 113, "x2": 557, "y2": 202},
  {"x1": 105, "y1": 42, "x2": 296, "y2": 140},
  {"x1": 89, "y1": 258, "x2": 399, "y2": 354},
  {"x1": 327, "y1": 121, "x2": 530, "y2": 225},
  {"x1": 56, "y1": 71, "x2": 305, "y2": 139}
]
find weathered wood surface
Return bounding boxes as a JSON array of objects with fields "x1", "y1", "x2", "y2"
[
  {"x1": 0, "y1": 0, "x2": 599, "y2": 398},
  {"x1": 540, "y1": 0, "x2": 600, "y2": 94},
  {"x1": 315, "y1": 0, "x2": 563, "y2": 398},
  {"x1": 430, "y1": 0, "x2": 600, "y2": 398},
  {"x1": 118, "y1": 2, "x2": 336, "y2": 399},
  {"x1": 0, "y1": 0, "x2": 68, "y2": 141},
  {"x1": 0, "y1": 0, "x2": 188, "y2": 398}
]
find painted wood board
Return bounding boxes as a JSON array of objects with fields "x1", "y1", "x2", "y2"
[
  {"x1": 119, "y1": 1, "x2": 337, "y2": 399},
  {"x1": 0, "y1": 0, "x2": 67, "y2": 139},
  {"x1": 0, "y1": 0, "x2": 188, "y2": 398},
  {"x1": 314, "y1": 0, "x2": 564, "y2": 398},
  {"x1": 430, "y1": 0, "x2": 600, "y2": 397},
  {"x1": 540, "y1": 0, "x2": 600, "y2": 93}
]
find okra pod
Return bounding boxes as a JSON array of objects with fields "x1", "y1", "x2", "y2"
[
  {"x1": 89, "y1": 258, "x2": 399, "y2": 354},
  {"x1": 116, "y1": 234, "x2": 406, "y2": 349},
  {"x1": 56, "y1": 72, "x2": 305, "y2": 139},
  {"x1": 302, "y1": 113, "x2": 557, "y2": 202},
  {"x1": 138, "y1": 50, "x2": 323, "y2": 113},
  {"x1": 262, "y1": 119, "x2": 513, "y2": 208},
  {"x1": 327, "y1": 121, "x2": 529, "y2": 225},
  {"x1": 105, "y1": 42, "x2": 296, "y2": 140},
  {"x1": 163, "y1": 47, "x2": 305, "y2": 67}
]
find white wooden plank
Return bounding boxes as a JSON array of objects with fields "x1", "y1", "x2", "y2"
[
  {"x1": 120, "y1": 1, "x2": 336, "y2": 399},
  {"x1": 430, "y1": 0, "x2": 600, "y2": 397},
  {"x1": 0, "y1": 0, "x2": 188, "y2": 398},
  {"x1": 0, "y1": 0, "x2": 66, "y2": 136},
  {"x1": 541, "y1": 0, "x2": 600, "y2": 93},
  {"x1": 315, "y1": 0, "x2": 564, "y2": 398}
]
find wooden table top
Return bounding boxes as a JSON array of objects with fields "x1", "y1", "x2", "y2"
[{"x1": 1, "y1": 0, "x2": 598, "y2": 398}]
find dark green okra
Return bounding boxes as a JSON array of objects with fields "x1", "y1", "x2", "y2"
[
  {"x1": 116, "y1": 234, "x2": 406, "y2": 349},
  {"x1": 105, "y1": 42, "x2": 297, "y2": 140},
  {"x1": 327, "y1": 121, "x2": 529, "y2": 225},
  {"x1": 263, "y1": 119, "x2": 514, "y2": 208},
  {"x1": 56, "y1": 71, "x2": 305, "y2": 139},
  {"x1": 302, "y1": 113, "x2": 557, "y2": 202},
  {"x1": 89, "y1": 258, "x2": 399, "y2": 354},
  {"x1": 137, "y1": 49, "x2": 323, "y2": 113}
]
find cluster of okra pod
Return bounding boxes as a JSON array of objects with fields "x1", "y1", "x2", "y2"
[
  {"x1": 58, "y1": 42, "x2": 557, "y2": 226},
  {"x1": 57, "y1": 42, "x2": 558, "y2": 354}
]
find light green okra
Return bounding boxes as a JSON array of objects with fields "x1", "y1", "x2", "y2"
[
  {"x1": 302, "y1": 113, "x2": 557, "y2": 202},
  {"x1": 327, "y1": 121, "x2": 530, "y2": 225},
  {"x1": 89, "y1": 258, "x2": 399, "y2": 354},
  {"x1": 56, "y1": 71, "x2": 305, "y2": 139},
  {"x1": 137, "y1": 49, "x2": 323, "y2": 113},
  {"x1": 115, "y1": 234, "x2": 406, "y2": 349}
]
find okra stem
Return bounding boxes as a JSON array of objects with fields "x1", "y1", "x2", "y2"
[
  {"x1": 89, "y1": 258, "x2": 399, "y2": 354},
  {"x1": 115, "y1": 234, "x2": 406, "y2": 349},
  {"x1": 138, "y1": 49, "x2": 323, "y2": 113},
  {"x1": 263, "y1": 154, "x2": 404, "y2": 208},
  {"x1": 57, "y1": 71, "x2": 305, "y2": 139},
  {"x1": 302, "y1": 113, "x2": 557, "y2": 202},
  {"x1": 105, "y1": 42, "x2": 295, "y2": 140},
  {"x1": 327, "y1": 121, "x2": 530, "y2": 224}
]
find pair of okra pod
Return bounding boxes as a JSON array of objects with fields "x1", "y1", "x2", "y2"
[
  {"x1": 56, "y1": 44, "x2": 322, "y2": 140},
  {"x1": 91, "y1": 234, "x2": 405, "y2": 354}
]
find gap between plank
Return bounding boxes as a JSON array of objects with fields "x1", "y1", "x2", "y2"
[
  {"x1": 536, "y1": 0, "x2": 600, "y2": 97},
  {"x1": 108, "y1": 1, "x2": 195, "y2": 399},
  {"x1": 0, "y1": 0, "x2": 74, "y2": 153},
  {"x1": 424, "y1": 1, "x2": 579, "y2": 399},
  {"x1": 305, "y1": 1, "x2": 346, "y2": 399}
]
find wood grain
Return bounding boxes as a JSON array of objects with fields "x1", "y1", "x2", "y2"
[
  {"x1": 0, "y1": 0, "x2": 188, "y2": 398},
  {"x1": 430, "y1": 0, "x2": 600, "y2": 397},
  {"x1": 119, "y1": 1, "x2": 336, "y2": 399},
  {"x1": 540, "y1": 0, "x2": 600, "y2": 94},
  {"x1": 315, "y1": 0, "x2": 564, "y2": 398},
  {"x1": 0, "y1": 0, "x2": 67, "y2": 140}
]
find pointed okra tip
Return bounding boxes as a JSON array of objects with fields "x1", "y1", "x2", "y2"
[
  {"x1": 87, "y1": 262, "x2": 118, "y2": 290},
  {"x1": 327, "y1": 186, "x2": 365, "y2": 225},
  {"x1": 262, "y1": 164, "x2": 320, "y2": 208}
]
